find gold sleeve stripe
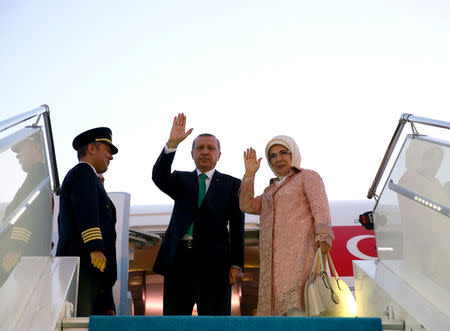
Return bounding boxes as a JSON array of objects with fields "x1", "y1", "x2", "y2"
[
  {"x1": 83, "y1": 233, "x2": 103, "y2": 241},
  {"x1": 11, "y1": 227, "x2": 32, "y2": 242},
  {"x1": 12, "y1": 227, "x2": 32, "y2": 236},
  {"x1": 82, "y1": 231, "x2": 102, "y2": 240},
  {"x1": 82, "y1": 229, "x2": 102, "y2": 237},
  {"x1": 81, "y1": 227, "x2": 103, "y2": 243},
  {"x1": 81, "y1": 227, "x2": 101, "y2": 235},
  {"x1": 11, "y1": 232, "x2": 31, "y2": 243},
  {"x1": 11, "y1": 236, "x2": 29, "y2": 242},
  {"x1": 81, "y1": 227, "x2": 101, "y2": 237},
  {"x1": 84, "y1": 235, "x2": 103, "y2": 244}
]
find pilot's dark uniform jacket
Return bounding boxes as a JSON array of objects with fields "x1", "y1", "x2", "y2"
[
  {"x1": 56, "y1": 127, "x2": 118, "y2": 316},
  {"x1": 0, "y1": 162, "x2": 52, "y2": 285}
]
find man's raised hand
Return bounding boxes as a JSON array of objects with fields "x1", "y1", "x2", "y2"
[{"x1": 167, "y1": 113, "x2": 193, "y2": 148}]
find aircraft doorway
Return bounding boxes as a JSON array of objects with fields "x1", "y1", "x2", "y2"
[{"x1": 128, "y1": 229, "x2": 260, "y2": 316}]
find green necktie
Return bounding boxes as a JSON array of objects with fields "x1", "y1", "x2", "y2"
[{"x1": 187, "y1": 173, "x2": 207, "y2": 237}]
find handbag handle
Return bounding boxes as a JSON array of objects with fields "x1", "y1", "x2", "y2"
[
  {"x1": 309, "y1": 249, "x2": 341, "y2": 280},
  {"x1": 326, "y1": 252, "x2": 340, "y2": 279},
  {"x1": 309, "y1": 248, "x2": 326, "y2": 279}
]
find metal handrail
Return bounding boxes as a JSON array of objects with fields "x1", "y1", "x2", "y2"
[
  {"x1": 0, "y1": 105, "x2": 47, "y2": 133},
  {"x1": 367, "y1": 113, "x2": 450, "y2": 199},
  {"x1": 0, "y1": 105, "x2": 60, "y2": 194},
  {"x1": 405, "y1": 114, "x2": 450, "y2": 130}
]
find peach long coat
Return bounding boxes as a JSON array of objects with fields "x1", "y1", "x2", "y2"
[{"x1": 239, "y1": 168, "x2": 334, "y2": 316}]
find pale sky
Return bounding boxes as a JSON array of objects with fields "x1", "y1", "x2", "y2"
[{"x1": 1, "y1": 0, "x2": 450, "y2": 205}]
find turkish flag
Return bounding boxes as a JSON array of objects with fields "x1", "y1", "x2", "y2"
[{"x1": 329, "y1": 226, "x2": 377, "y2": 277}]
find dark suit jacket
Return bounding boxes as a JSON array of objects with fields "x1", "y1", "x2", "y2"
[
  {"x1": 152, "y1": 148, "x2": 245, "y2": 276},
  {"x1": 56, "y1": 162, "x2": 117, "y2": 290}
]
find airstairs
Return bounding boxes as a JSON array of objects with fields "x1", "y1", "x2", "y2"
[
  {"x1": 354, "y1": 114, "x2": 450, "y2": 330},
  {"x1": 0, "y1": 106, "x2": 130, "y2": 330},
  {"x1": 0, "y1": 107, "x2": 448, "y2": 330}
]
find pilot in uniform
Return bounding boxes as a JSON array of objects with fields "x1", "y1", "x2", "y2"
[
  {"x1": 56, "y1": 127, "x2": 118, "y2": 316},
  {"x1": 0, "y1": 132, "x2": 52, "y2": 286}
]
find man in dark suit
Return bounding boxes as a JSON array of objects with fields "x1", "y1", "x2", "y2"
[
  {"x1": 152, "y1": 113, "x2": 245, "y2": 316},
  {"x1": 56, "y1": 127, "x2": 118, "y2": 316}
]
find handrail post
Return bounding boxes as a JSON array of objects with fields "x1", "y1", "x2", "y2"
[
  {"x1": 367, "y1": 114, "x2": 409, "y2": 199},
  {"x1": 42, "y1": 105, "x2": 61, "y2": 195}
]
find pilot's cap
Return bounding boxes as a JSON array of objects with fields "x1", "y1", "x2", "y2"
[
  {"x1": 12, "y1": 132, "x2": 41, "y2": 153},
  {"x1": 72, "y1": 127, "x2": 118, "y2": 155}
]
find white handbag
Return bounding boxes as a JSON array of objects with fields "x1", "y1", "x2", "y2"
[{"x1": 304, "y1": 248, "x2": 357, "y2": 317}]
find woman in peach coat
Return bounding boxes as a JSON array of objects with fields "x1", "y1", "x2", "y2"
[{"x1": 239, "y1": 135, "x2": 334, "y2": 316}]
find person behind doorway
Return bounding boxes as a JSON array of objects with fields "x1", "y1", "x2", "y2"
[
  {"x1": 398, "y1": 141, "x2": 450, "y2": 288},
  {"x1": 239, "y1": 135, "x2": 334, "y2": 316},
  {"x1": 56, "y1": 127, "x2": 118, "y2": 316},
  {"x1": 152, "y1": 113, "x2": 245, "y2": 315},
  {"x1": 0, "y1": 131, "x2": 52, "y2": 286}
]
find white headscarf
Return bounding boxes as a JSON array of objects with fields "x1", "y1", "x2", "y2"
[{"x1": 265, "y1": 135, "x2": 301, "y2": 178}]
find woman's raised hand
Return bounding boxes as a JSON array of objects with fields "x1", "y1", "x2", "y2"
[{"x1": 244, "y1": 148, "x2": 262, "y2": 178}]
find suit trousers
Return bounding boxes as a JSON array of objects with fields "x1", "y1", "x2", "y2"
[{"x1": 163, "y1": 240, "x2": 231, "y2": 316}]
